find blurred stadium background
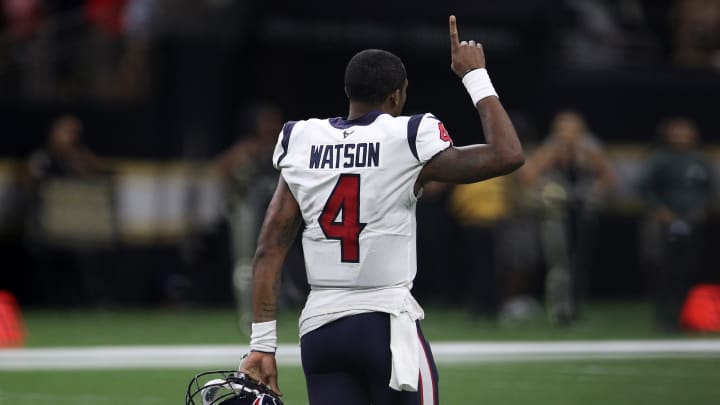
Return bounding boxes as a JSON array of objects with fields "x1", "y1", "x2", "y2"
[{"x1": 1, "y1": 0, "x2": 720, "y2": 404}]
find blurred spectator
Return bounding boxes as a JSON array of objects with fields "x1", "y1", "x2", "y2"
[
  {"x1": 83, "y1": 0, "x2": 129, "y2": 99},
  {"x1": 2, "y1": 0, "x2": 43, "y2": 40},
  {"x1": 639, "y1": 117, "x2": 716, "y2": 331},
  {"x1": 493, "y1": 174, "x2": 544, "y2": 326},
  {"x1": 26, "y1": 115, "x2": 102, "y2": 181},
  {"x1": 215, "y1": 104, "x2": 305, "y2": 333},
  {"x1": 448, "y1": 177, "x2": 512, "y2": 318},
  {"x1": 520, "y1": 110, "x2": 615, "y2": 325},
  {"x1": 123, "y1": 0, "x2": 159, "y2": 40},
  {"x1": 23, "y1": 115, "x2": 115, "y2": 306},
  {"x1": 553, "y1": 0, "x2": 660, "y2": 70},
  {"x1": 0, "y1": 0, "x2": 47, "y2": 96},
  {"x1": 671, "y1": 0, "x2": 720, "y2": 69},
  {"x1": 85, "y1": 0, "x2": 127, "y2": 36},
  {"x1": 2, "y1": 0, "x2": 155, "y2": 100},
  {"x1": 114, "y1": 0, "x2": 159, "y2": 99},
  {"x1": 448, "y1": 172, "x2": 544, "y2": 323}
]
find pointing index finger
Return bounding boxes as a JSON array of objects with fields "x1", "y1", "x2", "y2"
[{"x1": 449, "y1": 15, "x2": 459, "y2": 49}]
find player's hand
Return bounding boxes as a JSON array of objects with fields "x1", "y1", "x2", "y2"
[
  {"x1": 449, "y1": 15, "x2": 486, "y2": 78},
  {"x1": 240, "y1": 351, "x2": 283, "y2": 396}
]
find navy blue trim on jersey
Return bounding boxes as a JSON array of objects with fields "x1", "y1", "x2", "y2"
[
  {"x1": 417, "y1": 319, "x2": 440, "y2": 405},
  {"x1": 406, "y1": 114, "x2": 424, "y2": 161},
  {"x1": 329, "y1": 110, "x2": 384, "y2": 129},
  {"x1": 276, "y1": 121, "x2": 297, "y2": 166}
]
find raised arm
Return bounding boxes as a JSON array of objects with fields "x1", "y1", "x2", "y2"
[
  {"x1": 418, "y1": 15, "x2": 524, "y2": 186},
  {"x1": 240, "y1": 176, "x2": 302, "y2": 396}
]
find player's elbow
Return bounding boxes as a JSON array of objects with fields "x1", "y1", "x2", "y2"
[
  {"x1": 504, "y1": 152, "x2": 525, "y2": 173},
  {"x1": 495, "y1": 151, "x2": 525, "y2": 176}
]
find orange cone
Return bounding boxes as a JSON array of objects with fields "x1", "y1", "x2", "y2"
[
  {"x1": 0, "y1": 290, "x2": 26, "y2": 347},
  {"x1": 680, "y1": 284, "x2": 720, "y2": 332}
]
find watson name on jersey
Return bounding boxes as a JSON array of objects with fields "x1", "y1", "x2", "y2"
[{"x1": 273, "y1": 110, "x2": 452, "y2": 289}]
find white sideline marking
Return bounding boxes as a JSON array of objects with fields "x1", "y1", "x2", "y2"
[{"x1": 1, "y1": 340, "x2": 719, "y2": 370}]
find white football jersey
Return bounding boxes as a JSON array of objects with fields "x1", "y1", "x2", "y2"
[{"x1": 273, "y1": 110, "x2": 452, "y2": 289}]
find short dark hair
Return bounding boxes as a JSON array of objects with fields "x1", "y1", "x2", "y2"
[{"x1": 344, "y1": 49, "x2": 406, "y2": 104}]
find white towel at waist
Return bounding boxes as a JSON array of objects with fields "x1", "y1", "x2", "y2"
[
  {"x1": 389, "y1": 294, "x2": 424, "y2": 392},
  {"x1": 297, "y1": 285, "x2": 425, "y2": 391}
]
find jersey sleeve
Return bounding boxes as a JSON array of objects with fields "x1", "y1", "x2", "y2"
[
  {"x1": 272, "y1": 120, "x2": 299, "y2": 170},
  {"x1": 411, "y1": 113, "x2": 453, "y2": 163},
  {"x1": 271, "y1": 132, "x2": 284, "y2": 171}
]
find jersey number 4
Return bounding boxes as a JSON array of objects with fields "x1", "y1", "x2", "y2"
[{"x1": 319, "y1": 174, "x2": 367, "y2": 263}]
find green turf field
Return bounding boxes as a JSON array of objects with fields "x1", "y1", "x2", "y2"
[
  {"x1": 1, "y1": 301, "x2": 719, "y2": 404},
  {"x1": 16, "y1": 300, "x2": 693, "y2": 347},
  {"x1": 2, "y1": 359, "x2": 720, "y2": 405}
]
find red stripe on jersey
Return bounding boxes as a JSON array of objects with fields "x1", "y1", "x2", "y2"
[{"x1": 418, "y1": 370, "x2": 424, "y2": 405}]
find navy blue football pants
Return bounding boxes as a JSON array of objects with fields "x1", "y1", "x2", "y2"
[{"x1": 300, "y1": 312, "x2": 439, "y2": 405}]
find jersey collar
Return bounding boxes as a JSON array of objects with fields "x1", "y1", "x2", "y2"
[{"x1": 329, "y1": 110, "x2": 384, "y2": 129}]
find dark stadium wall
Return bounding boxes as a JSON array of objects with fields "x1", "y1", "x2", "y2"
[{"x1": 2, "y1": 1, "x2": 720, "y2": 307}]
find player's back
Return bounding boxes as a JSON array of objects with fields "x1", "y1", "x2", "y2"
[{"x1": 273, "y1": 110, "x2": 451, "y2": 289}]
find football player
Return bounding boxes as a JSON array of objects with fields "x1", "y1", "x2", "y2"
[{"x1": 240, "y1": 15, "x2": 524, "y2": 405}]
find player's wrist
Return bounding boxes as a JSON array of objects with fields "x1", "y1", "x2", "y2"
[
  {"x1": 250, "y1": 320, "x2": 277, "y2": 353},
  {"x1": 461, "y1": 68, "x2": 498, "y2": 106}
]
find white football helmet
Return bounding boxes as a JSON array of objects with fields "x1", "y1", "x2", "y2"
[{"x1": 185, "y1": 370, "x2": 283, "y2": 405}]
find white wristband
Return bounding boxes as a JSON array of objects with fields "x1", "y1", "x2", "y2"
[
  {"x1": 461, "y1": 68, "x2": 498, "y2": 106},
  {"x1": 250, "y1": 320, "x2": 277, "y2": 353}
]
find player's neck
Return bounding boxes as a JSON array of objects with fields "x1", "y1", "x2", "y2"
[{"x1": 347, "y1": 102, "x2": 388, "y2": 120}]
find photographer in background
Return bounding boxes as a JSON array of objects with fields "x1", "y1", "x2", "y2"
[{"x1": 639, "y1": 117, "x2": 716, "y2": 331}]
